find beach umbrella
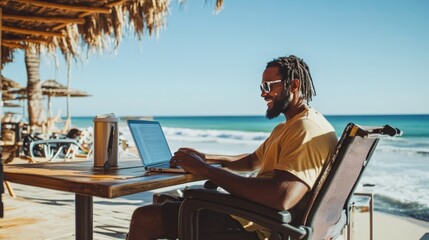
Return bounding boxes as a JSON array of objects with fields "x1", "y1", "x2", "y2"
[
  {"x1": 41, "y1": 80, "x2": 91, "y2": 122},
  {"x1": 3, "y1": 102, "x2": 21, "y2": 108},
  {"x1": 1, "y1": 76, "x2": 26, "y2": 117},
  {"x1": 9, "y1": 95, "x2": 28, "y2": 118},
  {"x1": 42, "y1": 79, "x2": 67, "y2": 90},
  {"x1": 44, "y1": 87, "x2": 91, "y2": 121},
  {"x1": 1, "y1": 92, "x2": 15, "y2": 101},
  {"x1": 1, "y1": 75, "x2": 22, "y2": 102},
  {"x1": 8, "y1": 79, "x2": 91, "y2": 119},
  {"x1": 1, "y1": 75, "x2": 22, "y2": 90}
]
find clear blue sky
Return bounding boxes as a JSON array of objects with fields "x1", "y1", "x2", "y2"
[{"x1": 3, "y1": 0, "x2": 429, "y2": 117}]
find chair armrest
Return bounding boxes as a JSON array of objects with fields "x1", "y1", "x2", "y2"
[
  {"x1": 184, "y1": 188, "x2": 292, "y2": 223},
  {"x1": 179, "y1": 188, "x2": 310, "y2": 240}
]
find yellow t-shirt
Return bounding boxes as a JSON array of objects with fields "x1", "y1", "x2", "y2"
[{"x1": 238, "y1": 108, "x2": 338, "y2": 239}]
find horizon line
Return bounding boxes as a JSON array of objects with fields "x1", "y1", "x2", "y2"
[{"x1": 62, "y1": 113, "x2": 429, "y2": 118}]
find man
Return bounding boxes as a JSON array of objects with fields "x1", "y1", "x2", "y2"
[{"x1": 128, "y1": 55, "x2": 338, "y2": 240}]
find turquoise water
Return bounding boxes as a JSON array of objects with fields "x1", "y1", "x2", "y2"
[
  {"x1": 71, "y1": 114, "x2": 429, "y2": 137},
  {"x1": 68, "y1": 114, "x2": 429, "y2": 222}
]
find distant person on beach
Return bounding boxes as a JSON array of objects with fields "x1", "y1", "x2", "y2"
[
  {"x1": 63, "y1": 128, "x2": 91, "y2": 155},
  {"x1": 127, "y1": 55, "x2": 338, "y2": 240}
]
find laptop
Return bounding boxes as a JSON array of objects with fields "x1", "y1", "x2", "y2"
[{"x1": 127, "y1": 119, "x2": 187, "y2": 173}]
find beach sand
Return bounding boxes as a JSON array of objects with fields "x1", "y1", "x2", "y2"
[
  {"x1": 1, "y1": 153, "x2": 428, "y2": 239},
  {"x1": 350, "y1": 210, "x2": 429, "y2": 240}
]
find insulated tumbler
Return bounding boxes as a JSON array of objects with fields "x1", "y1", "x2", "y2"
[{"x1": 93, "y1": 113, "x2": 119, "y2": 170}]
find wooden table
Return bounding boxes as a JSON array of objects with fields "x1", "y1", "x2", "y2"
[{"x1": 3, "y1": 160, "x2": 203, "y2": 240}]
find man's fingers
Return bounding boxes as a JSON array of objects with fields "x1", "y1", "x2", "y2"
[{"x1": 177, "y1": 148, "x2": 191, "y2": 153}]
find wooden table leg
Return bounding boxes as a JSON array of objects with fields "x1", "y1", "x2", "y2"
[{"x1": 76, "y1": 194, "x2": 93, "y2": 240}]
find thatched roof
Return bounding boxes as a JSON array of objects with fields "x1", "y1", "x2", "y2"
[
  {"x1": 3, "y1": 101, "x2": 20, "y2": 107},
  {"x1": 0, "y1": 0, "x2": 224, "y2": 64},
  {"x1": 1, "y1": 75, "x2": 22, "y2": 101},
  {"x1": 8, "y1": 79, "x2": 92, "y2": 97},
  {"x1": 42, "y1": 79, "x2": 67, "y2": 89},
  {"x1": 1, "y1": 90, "x2": 14, "y2": 100},
  {"x1": 42, "y1": 79, "x2": 92, "y2": 97}
]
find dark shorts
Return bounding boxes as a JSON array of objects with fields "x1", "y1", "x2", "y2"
[{"x1": 161, "y1": 201, "x2": 259, "y2": 240}]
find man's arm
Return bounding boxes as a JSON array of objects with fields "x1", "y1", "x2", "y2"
[
  {"x1": 171, "y1": 150, "x2": 308, "y2": 210},
  {"x1": 175, "y1": 148, "x2": 261, "y2": 172},
  {"x1": 206, "y1": 152, "x2": 260, "y2": 172}
]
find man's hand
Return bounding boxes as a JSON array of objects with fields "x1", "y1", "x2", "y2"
[
  {"x1": 176, "y1": 148, "x2": 206, "y2": 160},
  {"x1": 170, "y1": 148, "x2": 210, "y2": 175}
]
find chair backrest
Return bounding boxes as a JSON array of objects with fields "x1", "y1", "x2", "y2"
[{"x1": 300, "y1": 123, "x2": 401, "y2": 239}]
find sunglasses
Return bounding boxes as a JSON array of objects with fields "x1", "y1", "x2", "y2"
[{"x1": 260, "y1": 79, "x2": 282, "y2": 94}]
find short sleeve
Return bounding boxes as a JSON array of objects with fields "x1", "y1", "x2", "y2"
[{"x1": 275, "y1": 120, "x2": 334, "y2": 188}]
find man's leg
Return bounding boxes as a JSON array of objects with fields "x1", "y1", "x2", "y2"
[
  {"x1": 128, "y1": 204, "x2": 166, "y2": 240},
  {"x1": 128, "y1": 201, "x2": 259, "y2": 240}
]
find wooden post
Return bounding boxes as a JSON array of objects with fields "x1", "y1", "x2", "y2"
[
  {"x1": 64, "y1": 53, "x2": 71, "y2": 132},
  {"x1": 1, "y1": 7, "x2": 5, "y2": 218}
]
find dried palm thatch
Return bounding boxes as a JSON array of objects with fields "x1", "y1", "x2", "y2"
[
  {"x1": 1, "y1": 90, "x2": 13, "y2": 100},
  {"x1": 8, "y1": 79, "x2": 91, "y2": 97},
  {"x1": 1, "y1": 75, "x2": 22, "y2": 102},
  {"x1": 3, "y1": 101, "x2": 19, "y2": 107},
  {"x1": 0, "y1": 0, "x2": 224, "y2": 64},
  {"x1": 41, "y1": 79, "x2": 67, "y2": 90},
  {"x1": 40, "y1": 79, "x2": 91, "y2": 98}
]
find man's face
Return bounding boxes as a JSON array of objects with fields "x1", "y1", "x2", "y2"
[{"x1": 261, "y1": 67, "x2": 291, "y2": 119}]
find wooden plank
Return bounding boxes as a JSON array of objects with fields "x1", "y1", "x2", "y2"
[
  {"x1": 106, "y1": 0, "x2": 126, "y2": 8},
  {"x1": 3, "y1": 14, "x2": 85, "y2": 24},
  {"x1": 1, "y1": 41, "x2": 24, "y2": 49},
  {"x1": 13, "y1": 0, "x2": 111, "y2": 14},
  {"x1": 2, "y1": 25, "x2": 63, "y2": 37},
  {"x1": 3, "y1": 38, "x2": 50, "y2": 44},
  {"x1": 52, "y1": 11, "x2": 91, "y2": 31},
  {"x1": 51, "y1": 0, "x2": 124, "y2": 31}
]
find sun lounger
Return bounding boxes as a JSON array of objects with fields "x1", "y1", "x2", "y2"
[{"x1": 24, "y1": 127, "x2": 93, "y2": 162}]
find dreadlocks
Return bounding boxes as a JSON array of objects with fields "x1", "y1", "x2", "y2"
[{"x1": 266, "y1": 55, "x2": 316, "y2": 103}]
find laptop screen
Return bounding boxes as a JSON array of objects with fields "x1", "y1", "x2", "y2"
[{"x1": 128, "y1": 120, "x2": 172, "y2": 166}]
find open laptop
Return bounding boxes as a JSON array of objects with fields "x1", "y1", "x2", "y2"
[{"x1": 127, "y1": 119, "x2": 187, "y2": 173}]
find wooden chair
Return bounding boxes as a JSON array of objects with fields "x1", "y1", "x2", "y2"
[{"x1": 178, "y1": 123, "x2": 402, "y2": 240}]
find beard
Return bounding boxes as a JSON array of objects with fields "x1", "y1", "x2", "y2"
[{"x1": 266, "y1": 89, "x2": 291, "y2": 119}]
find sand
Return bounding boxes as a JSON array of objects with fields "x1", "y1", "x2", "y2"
[{"x1": 351, "y1": 210, "x2": 429, "y2": 240}]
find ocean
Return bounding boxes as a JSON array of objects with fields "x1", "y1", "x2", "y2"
[{"x1": 68, "y1": 114, "x2": 429, "y2": 222}]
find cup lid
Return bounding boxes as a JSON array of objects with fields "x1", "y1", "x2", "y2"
[{"x1": 93, "y1": 113, "x2": 120, "y2": 122}]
